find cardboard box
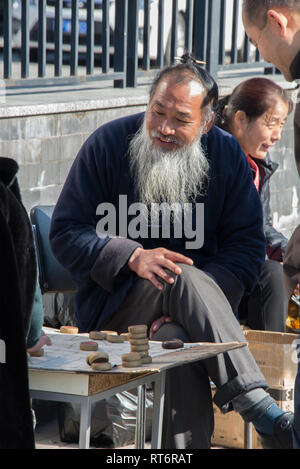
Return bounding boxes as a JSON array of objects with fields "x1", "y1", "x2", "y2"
[
  {"x1": 212, "y1": 386, "x2": 294, "y2": 449},
  {"x1": 212, "y1": 330, "x2": 297, "y2": 449},
  {"x1": 244, "y1": 330, "x2": 298, "y2": 387}
]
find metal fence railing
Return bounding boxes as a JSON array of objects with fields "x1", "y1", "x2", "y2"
[{"x1": 0, "y1": 0, "x2": 275, "y2": 88}]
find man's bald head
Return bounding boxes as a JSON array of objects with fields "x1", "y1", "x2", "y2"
[{"x1": 243, "y1": 0, "x2": 300, "y2": 29}]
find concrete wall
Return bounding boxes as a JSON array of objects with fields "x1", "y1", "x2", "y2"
[
  {"x1": 0, "y1": 80, "x2": 299, "y2": 240},
  {"x1": 0, "y1": 98, "x2": 147, "y2": 212}
]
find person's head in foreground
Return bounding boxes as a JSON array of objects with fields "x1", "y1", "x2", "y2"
[{"x1": 242, "y1": 0, "x2": 300, "y2": 81}]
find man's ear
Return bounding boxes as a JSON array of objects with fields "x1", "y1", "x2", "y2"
[
  {"x1": 267, "y1": 9, "x2": 288, "y2": 37},
  {"x1": 203, "y1": 115, "x2": 215, "y2": 134}
]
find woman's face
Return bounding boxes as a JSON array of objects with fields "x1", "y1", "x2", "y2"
[{"x1": 234, "y1": 99, "x2": 289, "y2": 159}]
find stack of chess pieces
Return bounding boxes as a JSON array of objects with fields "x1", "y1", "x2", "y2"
[{"x1": 121, "y1": 324, "x2": 152, "y2": 368}]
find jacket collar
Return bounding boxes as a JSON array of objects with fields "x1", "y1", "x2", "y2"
[{"x1": 252, "y1": 153, "x2": 278, "y2": 179}]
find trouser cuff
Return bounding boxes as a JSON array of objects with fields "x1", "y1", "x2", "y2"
[{"x1": 213, "y1": 373, "x2": 268, "y2": 413}]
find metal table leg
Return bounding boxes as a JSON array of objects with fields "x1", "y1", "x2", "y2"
[
  {"x1": 244, "y1": 422, "x2": 253, "y2": 449},
  {"x1": 79, "y1": 396, "x2": 92, "y2": 449},
  {"x1": 151, "y1": 371, "x2": 166, "y2": 449},
  {"x1": 135, "y1": 384, "x2": 146, "y2": 449}
]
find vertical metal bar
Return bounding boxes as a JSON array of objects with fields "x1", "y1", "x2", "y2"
[
  {"x1": 219, "y1": 0, "x2": 226, "y2": 65},
  {"x1": 79, "y1": 397, "x2": 92, "y2": 449},
  {"x1": 114, "y1": 0, "x2": 128, "y2": 88},
  {"x1": 135, "y1": 385, "x2": 146, "y2": 449},
  {"x1": 71, "y1": 0, "x2": 79, "y2": 75},
  {"x1": 151, "y1": 372, "x2": 166, "y2": 449},
  {"x1": 185, "y1": 0, "x2": 194, "y2": 53},
  {"x1": 244, "y1": 422, "x2": 253, "y2": 449},
  {"x1": 127, "y1": 0, "x2": 138, "y2": 87},
  {"x1": 21, "y1": 0, "x2": 30, "y2": 78},
  {"x1": 54, "y1": 0, "x2": 63, "y2": 77},
  {"x1": 3, "y1": 0, "x2": 12, "y2": 79},
  {"x1": 243, "y1": 33, "x2": 250, "y2": 63},
  {"x1": 156, "y1": 0, "x2": 164, "y2": 68},
  {"x1": 192, "y1": 0, "x2": 208, "y2": 64},
  {"x1": 230, "y1": 0, "x2": 238, "y2": 64},
  {"x1": 170, "y1": 0, "x2": 178, "y2": 64},
  {"x1": 38, "y1": 0, "x2": 46, "y2": 77},
  {"x1": 86, "y1": 0, "x2": 94, "y2": 75},
  {"x1": 102, "y1": 0, "x2": 109, "y2": 73},
  {"x1": 255, "y1": 48, "x2": 260, "y2": 62},
  {"x1": 206, "y1": 0, "x2": 221, "y2": 78},
  {"x1": 142, "y1": 0, "x2": 151, "y2": 70}
]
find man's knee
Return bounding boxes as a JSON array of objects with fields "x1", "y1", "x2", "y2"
[
  {"x1": 170, "y1": 263, "x2": 201, "y2": 283},
  {"x1": 168, "y1": 263, "x2": 218, "y2": 292}
]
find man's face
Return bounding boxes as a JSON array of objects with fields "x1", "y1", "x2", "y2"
[
  {"x1": 129, "y1": 75, "x2": 211, "y2": 209},
  {"x1": 145, "y1": 76, "x2": 206, "y2": 151},
  {"x1": 242, "y1": 7, "x2": 294, "y2": 81}
]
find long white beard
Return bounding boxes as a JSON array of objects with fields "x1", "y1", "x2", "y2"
[{"x1": 129, "y1": 119, "x2": 209, "y2": 213}]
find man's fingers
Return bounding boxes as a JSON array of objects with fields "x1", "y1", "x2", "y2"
[
  {"x1": 165, "y1": 316, "x2": 173, "y2": 323},
  {"x1": 148, "y1": 273, "x2": 164, "y2": 291},
  {"x1": 149, "y1": 315, "x2": 173, "y2": 339},
  {"x1": 164, "y1": 250, "x2": 194, "y2": 266},
  {"x1": 160, "y1": 257, "x2": 191, "y2": 276},
  {"x1": 155, "y1": 266, "x2": 175, "y2": 284},
  {"x1": 152, "y1": 317, "x2": 165, "y2": 331}
]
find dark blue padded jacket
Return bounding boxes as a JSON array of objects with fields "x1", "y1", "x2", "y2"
[{"x1": 50, "y1": 112, "x2": 266, "y2": 332}]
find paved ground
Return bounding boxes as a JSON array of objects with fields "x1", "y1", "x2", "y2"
[
  {"x1": 34, "y1": 417, "x2": 141, "y2": 449},
  {"x1": 34, "y1": 416, "x2": 225, "y2": 450}
]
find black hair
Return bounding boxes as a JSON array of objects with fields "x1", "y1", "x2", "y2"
[
  {"x1": 243, "y1": 0, "x2": 300, "y2": 29},
  {"x1": 215, "y1": 77, "x2": 293, "y2": 133}
]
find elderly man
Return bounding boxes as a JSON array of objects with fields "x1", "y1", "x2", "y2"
[
  {"x1": 242, "y1": 0, "x2": 300, "y2": 448},
  {"x1": 50, "y1": 54, "x2": 293, "y2": 449}
]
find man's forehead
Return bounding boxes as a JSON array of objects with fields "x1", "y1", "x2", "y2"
[
  {"x1": 155, "y1": 77, "x2": 205, "y2": 97},
  {"x1": 189, "y1": 80, "x2": 205, "y2": 96}
]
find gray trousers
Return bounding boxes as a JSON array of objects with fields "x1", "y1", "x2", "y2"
[{"x1": 103, "y1": 264, "x2": 267, "y2": 449}]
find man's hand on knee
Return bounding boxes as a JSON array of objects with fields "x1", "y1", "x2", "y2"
[{"x1": 128, "y1": 247, "x2": 194, "y2": 291}]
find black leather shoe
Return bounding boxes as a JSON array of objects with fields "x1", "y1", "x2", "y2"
[{"x1": 258, "y1": 412, "x2": 294, "y2": 449}]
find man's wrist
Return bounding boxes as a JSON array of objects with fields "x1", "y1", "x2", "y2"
[{"x1": 128, "y1": 247, "x2": 144, "y2": 271}]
